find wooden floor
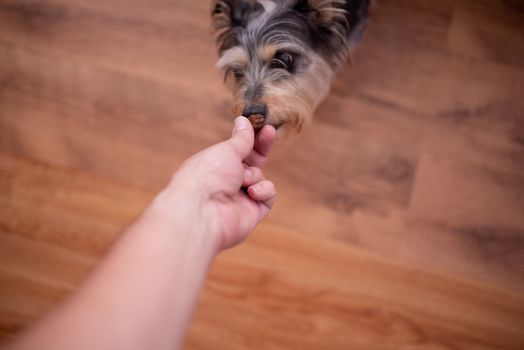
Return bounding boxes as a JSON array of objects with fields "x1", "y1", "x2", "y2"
[{"x1": 1, "y1": 0, "x2": 524, "y2": 348}]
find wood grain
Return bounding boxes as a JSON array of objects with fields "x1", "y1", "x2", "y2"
[{"x1": 1, "y1": 0, "x2": 524, "y2": 348}]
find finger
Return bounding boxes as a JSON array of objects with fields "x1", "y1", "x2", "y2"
[
  {"x1": 247, "y1": 180, "x2": 277, "y2": 205},
  {"x1": 254, "y1": 125, "x2": 277, "y2": 157},
  {"x1": 227, "y1": 117, "x2": 255, "y2": 160},
  {"x1": 244, "y1": 125, "x2": 276, "y2": 167},
  {"x1": 242, "y1": 166, "x2": 265, "y2": 187}
]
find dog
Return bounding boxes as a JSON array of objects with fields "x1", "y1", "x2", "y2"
[{"x1": 211, "y1": 0, "x2": 370, "y2": 137}]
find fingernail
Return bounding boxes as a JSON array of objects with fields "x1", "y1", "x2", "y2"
[
  {"x1": 252, "y1": 183, "x2": 262, "y2": 193},
  {"x1": 234, "y1": 117, "x2": 249, "y2": 131}
]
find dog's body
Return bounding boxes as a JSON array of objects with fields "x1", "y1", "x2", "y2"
[{"x1": 212, "y1": 0, "x2": 370, "y2": 137}]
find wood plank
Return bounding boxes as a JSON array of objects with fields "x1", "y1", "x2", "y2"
[
  {"x1": 0, "y1": 42, "x2": 230, "y2": 189},
  {"x1": 448, "y1": 0, "x2": 524, "y2": 68},
  {"x1": 0, "y1": 152, "x2": 149, "y2": 254},
  {"x1": 0, "y1": 0, "x2": 219, "y2": 93},
  {"x1": 188, "y1": 224, "x2": 524, "y2": 350}
]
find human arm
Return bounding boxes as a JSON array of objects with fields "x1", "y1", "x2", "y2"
[{"x1": 6, "y1": 117, "x2": 277, "y2": 350}]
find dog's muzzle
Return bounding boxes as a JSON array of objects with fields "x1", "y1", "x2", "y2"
[{"x1": 242, "y1": 104, "x2": 267, "y2": 119}]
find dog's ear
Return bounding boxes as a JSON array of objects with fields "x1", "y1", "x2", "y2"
[
  {"x1": 212, "y1": 0, "x2": 264, "y2": 53},
  {"x1": 292, "y1": 0, "x2": 350, "y2": 66},
  {"x1": 293, "y1": 0, "x2": 348, "y2": 26}
]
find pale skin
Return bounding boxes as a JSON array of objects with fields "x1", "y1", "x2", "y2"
[{"x1": 6, "y1": 117, "x2": 277, "y2": 350}]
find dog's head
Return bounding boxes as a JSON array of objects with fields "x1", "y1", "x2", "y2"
[{"x1": 212, "y1": 0, "x2": 350, "y2": 137}]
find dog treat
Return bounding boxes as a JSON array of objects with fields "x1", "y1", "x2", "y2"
[{"x1": 248, "y1": 114, "x2": 265, "y2": 130}]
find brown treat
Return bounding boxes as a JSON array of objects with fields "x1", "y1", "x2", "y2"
[{"x1": 247, "y1": 114, "x2": 265, "y2": 130}]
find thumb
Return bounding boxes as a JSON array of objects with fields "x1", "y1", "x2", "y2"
[{"x1": 227, "y1": 116, "x2": 255, "y2": 160}]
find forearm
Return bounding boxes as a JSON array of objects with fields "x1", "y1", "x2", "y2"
[
  {"x1": 6, "y1": 119, "x2": 276, "y2": 350},
  {"x1": 8, "y1": 191, "x2": 219, "y2": 350}
]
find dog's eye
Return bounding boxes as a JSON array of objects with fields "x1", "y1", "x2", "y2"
[
  {"x1": 229, "y1": 67, "x2": 244, "y2": 81},
  {"x1": 270, "y1": 52, "x2": 294, "y2": 71}
]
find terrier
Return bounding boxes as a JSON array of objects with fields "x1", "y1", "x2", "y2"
[{"x1": 212, "y1": 0, "x2": 370, "y2": 137}]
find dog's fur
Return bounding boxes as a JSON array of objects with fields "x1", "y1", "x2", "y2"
[{"x1": 212, "y1": 0, "x2": 370, "y2": 137}]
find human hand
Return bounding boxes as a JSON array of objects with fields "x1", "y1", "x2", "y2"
[
  {"x1": 157, "y1": 117, "x2": 277, "y2": 251},
  {"x1": 4, "y1": 120, "x2": 276, "y2": 350}
]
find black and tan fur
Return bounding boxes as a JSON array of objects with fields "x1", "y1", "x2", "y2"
[{"x1": 212, "y1": 0, "x2": 370, "y2": 137}]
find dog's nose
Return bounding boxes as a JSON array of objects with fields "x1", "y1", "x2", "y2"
[{"x1": 242, "y1": 104, "x2": 267, "y2": 119}]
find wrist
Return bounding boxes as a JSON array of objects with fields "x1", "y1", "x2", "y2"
[{"x1": 148, "y1": 188, "x2": 222, "y2": 256}]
